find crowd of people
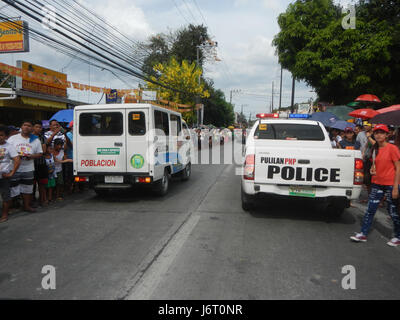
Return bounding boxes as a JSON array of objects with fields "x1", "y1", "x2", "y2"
[{"x1": 0, "y1": 119, "x2": 77, "y2": 224}]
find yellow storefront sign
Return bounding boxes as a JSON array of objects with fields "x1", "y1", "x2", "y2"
[
  {"x1": 16, "y1": 61, "x2": 67, "y2": 98},
  {"x1": 0, "y1": 20, "x2": 29, "y2": 53}
]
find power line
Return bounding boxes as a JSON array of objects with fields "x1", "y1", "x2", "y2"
[
  {"x1": 180, "y1": 0, "x2": 200, "y2": 25},
  {"x1": 0, "y1": 9, "x2": 191, "y2": 95},
  {"x1": 191, "y1": 0, "x2": 208, "y2": 26},
  {"x1": 171, "y1": 0, "x2": 191, "y2": 24}
]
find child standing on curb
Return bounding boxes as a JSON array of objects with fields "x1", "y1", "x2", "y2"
[
  {"x1": 53, "y1": 139, "x2": 72, "y2": 201},
  {"x1": 45, "y1": 145, "x2": 56, "y2": 203}
]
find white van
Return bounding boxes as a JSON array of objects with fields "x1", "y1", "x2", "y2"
[{"x1": 73, "y1": 103, "x2": 193, "y2": 196}]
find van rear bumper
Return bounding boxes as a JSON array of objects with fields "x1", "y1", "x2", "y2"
[
  {"x1": 94, "y1": 184, "x2": 133, "y2": 190},
  {"x1": 75, "y1": 173, "x2": 153, "y2": 189}
]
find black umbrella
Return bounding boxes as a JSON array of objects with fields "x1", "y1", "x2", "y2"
[{"x1": 370, "y1": 110, "x2": 400, "y2": 126}]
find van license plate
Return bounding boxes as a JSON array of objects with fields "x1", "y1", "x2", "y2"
[
  {"x1": 105, "y1": 176, "x2": 124, "y2": 184},
  {"x1": 289, "y1": 186, "x2": 316, "y2": 198}
]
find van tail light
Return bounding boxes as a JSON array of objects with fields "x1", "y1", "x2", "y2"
[
  {"x1": 244, "y1": 154, "x2": 255, "y2": 180},
  {"x1": 354, "y1": 158, "x2": 364, "y2": 185},
  {"x1": 75, "y1": 176, "x2": 88, "y2": 183}
]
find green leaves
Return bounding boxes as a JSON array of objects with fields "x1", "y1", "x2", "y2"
[{"x1": 273, "y1": 0, "x2": 400, "y2": 105}]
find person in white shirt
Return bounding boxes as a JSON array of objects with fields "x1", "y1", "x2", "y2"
[
  {"x1": 7, "y1": 120, "x2": 43, "y2": 213},
  {"x1": 0, "y1": 125, "x2": 20, "y2": 223}
]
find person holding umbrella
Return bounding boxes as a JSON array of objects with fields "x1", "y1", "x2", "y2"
[{"x1": 350, "y1": 124, "x2": 400, "y2": 247}]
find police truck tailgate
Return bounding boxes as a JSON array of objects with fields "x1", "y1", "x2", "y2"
[{"x1": 254, "y1": 147, "x2": 357, "y2": 188}]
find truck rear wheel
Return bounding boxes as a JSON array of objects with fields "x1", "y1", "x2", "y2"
[
  {"x1": 241, "y1": 188, "x2": 255, "y2": 211},
  {"x1": 154, "y1": 169, "x2": 170, "y2": 196},
  {"x1": 324, "y1": 198, "x2": 347, "y2": 217}
]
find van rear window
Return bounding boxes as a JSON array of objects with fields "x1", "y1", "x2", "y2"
[
  {"x1": 129, "y1": 112, "x2": 146, "y2": 136},
  {"x1": 79, "y1": 112, "x2": 123, "y2": 136},
  {"x1": 254, "y1": 123, "x2": 325, "y2": 141}
]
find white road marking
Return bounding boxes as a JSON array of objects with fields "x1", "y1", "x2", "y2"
[{"x1": 126, "y1": 212, "x2": 201, "y2": 300}]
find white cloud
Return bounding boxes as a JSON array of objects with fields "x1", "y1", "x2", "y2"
[{"x1": 79, "y1": 0, "x2": 154, "y2": 40}]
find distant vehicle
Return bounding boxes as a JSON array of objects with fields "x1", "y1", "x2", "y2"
[
  {"x1": 74, "y1": 103, "x2": 193, "y2": 197},
  {"x1": 241, "y1": 113, "x2": 363, "y2": 216}
]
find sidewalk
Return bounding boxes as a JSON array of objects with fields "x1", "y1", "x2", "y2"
[{"x1": 351, "y1": 188, "x2": 395, "y2": 239}]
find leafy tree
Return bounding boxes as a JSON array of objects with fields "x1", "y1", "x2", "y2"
[
  {"x1": 272, "y1": 0, "x2": 400, "y2": 105},
  {"x1": 202, "y1": 84, "x2": 235, "y2": 127},
  {"x1": 142, "y1": 24, "x2": 209, "y2": 78},
  {"x1": 146, "y1": 57, "x2": 210, "y2": 123}
]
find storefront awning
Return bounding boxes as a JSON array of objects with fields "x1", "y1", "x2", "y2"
[{"x1": 21, "y1": 96, "x2": 66, "y2": 110}]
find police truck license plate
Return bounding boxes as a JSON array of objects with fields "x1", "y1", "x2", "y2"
[
  {"x1": 288, "y1": 186, "x2": 316, "y2": 198},
  {"x1": 105, "y1": 176, "x2": 124, "y2": 183}
]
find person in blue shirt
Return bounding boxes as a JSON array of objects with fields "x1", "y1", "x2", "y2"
[{"x1": 339, "y1": 127, "x2": 361, "y2": 150}]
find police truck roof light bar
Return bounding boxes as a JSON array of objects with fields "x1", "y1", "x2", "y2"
[{"x1": 256, "y1": 113, "x2": 279, "y2": 119}]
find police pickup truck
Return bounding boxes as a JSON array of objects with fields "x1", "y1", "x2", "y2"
[{"x1": 241, "y1": 114, "x2": 364, "y2": 216}]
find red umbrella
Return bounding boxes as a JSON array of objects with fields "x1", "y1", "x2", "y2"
[
  {"x1": 348, "y1": 108, "x2": 379, "y2": 120},
  {"x1": 355, "y1": 94, "x2": 381, "y2": 103},
  {"x1": 377, "y1": 105, "x2": 400, "y2": 114}
]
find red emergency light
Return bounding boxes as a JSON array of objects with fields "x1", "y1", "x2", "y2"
[{"x1": 256, "y1": 113, "x2": 279, "y2": 119}]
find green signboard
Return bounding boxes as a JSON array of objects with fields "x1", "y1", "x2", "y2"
[{"x1": 97, "y1": 148, "x2": 120, "y2": 155}]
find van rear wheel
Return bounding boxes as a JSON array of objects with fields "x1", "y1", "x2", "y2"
[
  {"x1": 154, "y1": 169, "x2": 170, "y2": 196},
  {"x1": 181, "y1": 163, "x2": 191, "y2": 181},
  {"x1": 95, "y1": 189, "x2": 108, "y2": 197}
]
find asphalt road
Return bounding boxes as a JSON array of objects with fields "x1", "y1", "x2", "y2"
[{"x1": 0, "y1": 141, "x2": 400, "y2": 300}]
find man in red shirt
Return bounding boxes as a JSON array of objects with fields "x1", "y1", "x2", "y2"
[{"x1": 350, "y1": 124, "x2": 400, "y2": 247}]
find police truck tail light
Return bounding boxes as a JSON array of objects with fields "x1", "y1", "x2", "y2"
[
  {"x1": 244, "y1": 154, "x2": 255, "y2": 180},
  {"x1": 256, "y1": 113, "x2": 279, "y2": 119},
  {"x1": 354, "y1": 159, "x2": 364, "y2": 185},
  {"x1": 75, "y1": 176, "x2": 88, "y2": 183}
]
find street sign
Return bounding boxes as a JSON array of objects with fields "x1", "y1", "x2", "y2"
[
  {"x1": 16, "y1": 61, "x2": 67, "y2": 97},
  {"x1": 0, "y1": 20, "x2": 30, "y2": 53},
  {"x1": 141, "y1": 90, "x2": 157, "y2": 101}
]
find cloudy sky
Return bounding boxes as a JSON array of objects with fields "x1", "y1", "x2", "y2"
[{"x1": 1, "y1": 0, "x2": 353, "y2": 119}]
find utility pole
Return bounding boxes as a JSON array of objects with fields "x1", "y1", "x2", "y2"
[
  {"x1": 196, "y1": 45, "x2": 200, "y2": 127},
  {"x1": 196, "y1": 40, "x2": 218, "y2": 126},
  {"x1": 279, "y1": 66, "x2": 283, "y2": 111},
  {"x1": 291, "y1": 75, "x2": 295, "y2": 114},
  {"x1": 272, "y1": 81, "x2": 274, "y2": 112}
]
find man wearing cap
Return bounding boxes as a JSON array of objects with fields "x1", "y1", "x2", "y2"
[
  {"x1": 351, "y1": 124, "x2": 400, "y2": 247},
  {"x1": 338, "y1": 127, "x2": 361, "y2": 150},
  {"x1": 356, "y1": 121, "x2": 372, "y2": 156}
]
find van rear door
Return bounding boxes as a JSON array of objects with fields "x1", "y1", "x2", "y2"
[
  {"x1": 76, "y1": 110, "x2": 127, "y2": 173},
  {"x1": 126, "y1": 108, "x2": 149, "y2": 174}
]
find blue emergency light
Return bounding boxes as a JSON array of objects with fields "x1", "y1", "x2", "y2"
[{"x1": 289, "y1": 114, "x2": 310, "y2": 119}]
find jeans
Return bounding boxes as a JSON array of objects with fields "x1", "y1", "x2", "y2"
[{"x1": 361, "y1": 184, "x2": 400, "y2": 238}]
